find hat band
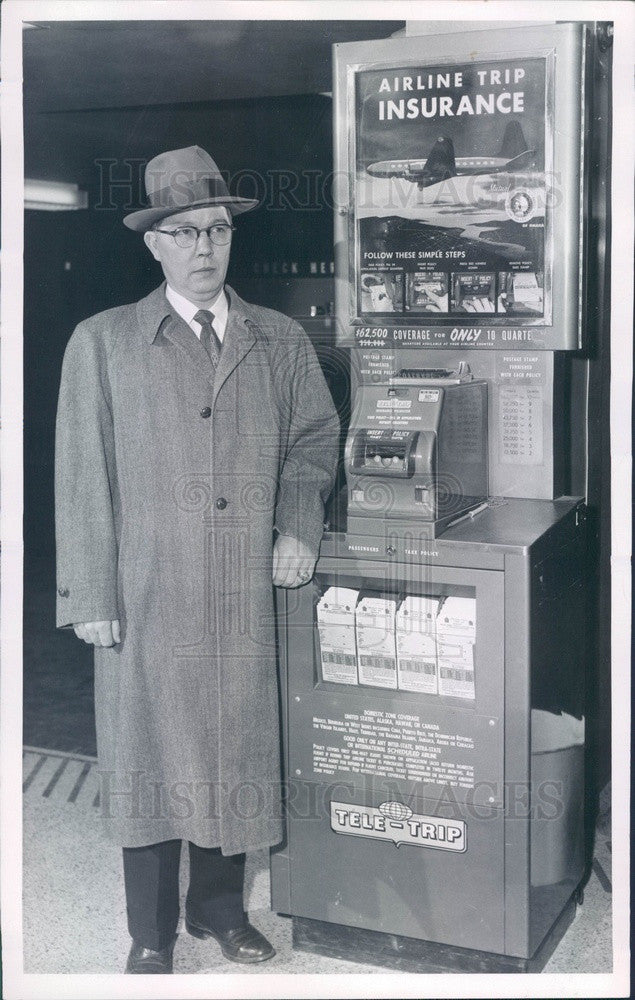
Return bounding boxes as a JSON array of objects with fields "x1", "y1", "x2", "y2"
[{"x1": 149, "y1": 174, "x2": 231, "y2": 209}]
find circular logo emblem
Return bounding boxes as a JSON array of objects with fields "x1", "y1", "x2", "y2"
[
  {"x1": 379, "y1": 801, "x2": 413, "y2": 821},
  {"x1": 505, "y1": 188, "x2": 536, "y2": 223}
]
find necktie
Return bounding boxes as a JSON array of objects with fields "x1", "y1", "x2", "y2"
[{"x1": 193, "y1": 309, "x2": 222, "y2": 367}]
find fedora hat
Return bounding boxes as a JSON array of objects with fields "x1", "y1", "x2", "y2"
[{"x1": 123, "y1": 145, "x2": 258, "y2": 232}]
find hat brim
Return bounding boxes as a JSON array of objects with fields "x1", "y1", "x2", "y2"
[{"x1": 123, "y1": 196, "x2": 259, "y2": 232}]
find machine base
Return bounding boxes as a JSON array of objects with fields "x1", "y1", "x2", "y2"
[{"x1": 291, "y1": 894, "x2": 577, "y2": 974}]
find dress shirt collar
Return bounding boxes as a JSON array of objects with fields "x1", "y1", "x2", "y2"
[
  {"x1": 137, "y1": 283, "x2": 260, "y2": 345},
  {"x1": 165, "y1": 284, "x2": 228, "y2": 340}
]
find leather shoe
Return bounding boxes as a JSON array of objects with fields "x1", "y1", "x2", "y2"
[
  {"x1": 186, "y1": 917, "x2": 276, "y2": 963},
  {"x1": 125, "y1": 936, "x2": 176, "y2": 974}
]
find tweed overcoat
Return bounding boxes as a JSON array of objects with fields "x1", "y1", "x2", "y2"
[{"x1": 55, "y1": 283, "x2": 339, "y2": 852}]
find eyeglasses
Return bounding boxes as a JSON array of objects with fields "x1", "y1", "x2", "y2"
[{"x1": 154, "y1": 223, "x2": 236, "y2": 247}]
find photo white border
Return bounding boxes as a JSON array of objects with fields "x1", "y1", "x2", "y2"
[{"x1": 1, "y1": 2, "x2": 632, "y2": 998}]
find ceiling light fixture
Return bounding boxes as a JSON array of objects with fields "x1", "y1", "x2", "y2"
[{"x1": 25, "y1": 179, "x2": 88, "y2": 211}]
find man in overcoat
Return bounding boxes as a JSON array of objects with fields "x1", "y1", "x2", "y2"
[{"x1": 55, "y1": 145, "x2": 339, "y2": 973}]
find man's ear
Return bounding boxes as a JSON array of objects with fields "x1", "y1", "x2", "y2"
[{"x1": 143, "y1": 229, "x2": 161, "y2": 262}]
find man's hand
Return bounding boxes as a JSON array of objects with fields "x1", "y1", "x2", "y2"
[
  {"x1": 73, "y1": 620, "x2": 121, "y2": 646},
  {"x1": 272, "y1": 534, "x2": 316, "y2": 588},
  {"x1": 462, "y1": 296, "x2": 494, "y2": 313},
  {"x1": 422, "y1": 288, "x2": 448, "y2": 313}
]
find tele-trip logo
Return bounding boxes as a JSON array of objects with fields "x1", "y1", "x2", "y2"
[{"x1": 330, "y1": 801, "x2": 467, "y2": 852}]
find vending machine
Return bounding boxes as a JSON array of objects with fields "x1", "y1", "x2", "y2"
[{"x1": 270, "y1": 20, "x2": 611, "y2": 973}]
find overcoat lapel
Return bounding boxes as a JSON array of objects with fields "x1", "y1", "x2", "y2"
[
  {"x1": 136, "y1": 282, "x2": 258, "y2": 395},
  {"x1": 136, "y1": 283, "x2": 215, "y2": 379},
  {"x1": 212, "y1": 307, "x2": 256, "y2": 407},
  {"x1": 162, "y1": 313, "x2": 217, "y2": 379}
]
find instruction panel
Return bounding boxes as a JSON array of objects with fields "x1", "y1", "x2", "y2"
[{"x1": 312, "y1": 709, "x2": 476, "y2": 788}]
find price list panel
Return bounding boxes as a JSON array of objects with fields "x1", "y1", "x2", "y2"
[{"x1": 498, "y1": 385, "x2": 544, "y2": 465}]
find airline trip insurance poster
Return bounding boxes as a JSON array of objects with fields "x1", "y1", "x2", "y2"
[{"x1": 354, "y1": 57, "x2": 552, "y2": 345}]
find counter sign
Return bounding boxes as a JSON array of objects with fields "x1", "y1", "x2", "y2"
[{"x1": 330, "y1": 800, "x2": 467, "y2": 852}]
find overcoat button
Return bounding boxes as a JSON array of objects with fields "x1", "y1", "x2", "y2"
[
  {"x1": 58, "y1": 586, "x2": 69, "y2": 597},
  {"x1": 215, "y1": 497, "x2": 228, "y2": 510},
  {"x1": 200, "y1": 406, "x2": 212, "y2": 418}
]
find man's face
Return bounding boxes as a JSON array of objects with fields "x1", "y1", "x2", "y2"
[{"x1": 143, "y1": 205, "x2": 233, "y2": 304}]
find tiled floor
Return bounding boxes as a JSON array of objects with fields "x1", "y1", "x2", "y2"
[{"x1": 23, "y1": 746, "x2": 613, "y2": 976}]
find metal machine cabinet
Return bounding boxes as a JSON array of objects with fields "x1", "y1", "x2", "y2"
[{"x1": 271, "y1": 497, "x2": 587, "y2": 973}]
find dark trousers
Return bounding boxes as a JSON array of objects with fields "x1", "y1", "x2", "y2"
[{"x1": 123, "y1": 840, "x2": 246, "y2": 950}]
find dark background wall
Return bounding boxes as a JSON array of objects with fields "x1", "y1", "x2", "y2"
[{"x1": 23, "y1": 91, "x2": 340, "y2": 558}]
